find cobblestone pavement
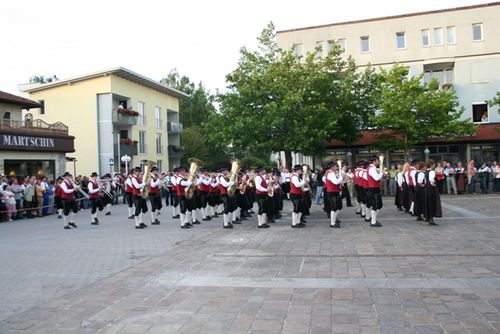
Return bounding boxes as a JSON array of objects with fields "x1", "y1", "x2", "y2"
[{"x1": 0, "y1": 194, "x2": 499, "y2": 333}]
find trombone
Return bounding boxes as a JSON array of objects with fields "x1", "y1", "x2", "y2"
[
  {"x1": 98, "y1": 180, "x2": 113, "y2": 199},
  {"x1": 70, "y1": 180, "x2": 89, "y2": 200}
]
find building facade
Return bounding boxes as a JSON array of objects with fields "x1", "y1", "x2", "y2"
[
  {"x1": 277, "y1": 2, "x2": 500, "y2": 165},
  {"x1": 0, "y1": 91, "x2": 74, "y2": 179},
  {"x1": 21, "y1": 68, "x2": 186, "y2": 176}
]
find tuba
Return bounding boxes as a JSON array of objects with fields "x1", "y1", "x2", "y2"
[
  {"x1": 140, "y1": 160, "x2": 156, "y2": 199},
  {"x1": 227, "y1": 159, "x2": 241, "y2": 197},
  {"x1": 185, "y1": 158, "x2": 203, "y2": 199}
]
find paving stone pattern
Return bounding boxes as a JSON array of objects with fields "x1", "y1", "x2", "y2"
[{"x1": 0, "y1": 195, "x2": 499, "y2": 333}]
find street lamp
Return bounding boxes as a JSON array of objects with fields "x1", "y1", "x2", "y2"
[
  {"x1": 121, "y1": 155, "x2": 131, "y2": 174},
  {"x1": 346, "y1": 151, "x2": 353, "y2": 167},
  {"x1": 424, "y1": 148, "x2": 430, "y2": 162},
  {"x1": 66, "y1": 157, "x2": 77, "y2": 176}
]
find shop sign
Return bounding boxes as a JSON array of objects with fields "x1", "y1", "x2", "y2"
[
  {"x1": 357, "y1": 149, "x2": 383, "y2": 154},
  {"x1": 0, "y1": 131, "x2": 74, "y2": 152}
]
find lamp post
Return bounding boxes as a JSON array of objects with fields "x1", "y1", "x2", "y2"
[
  {"x1": 424, "y1": 148, "x2": 430, "y2": 163},
  {"x1": 346, "y1": 151, "x2": 353, "y2": 168},
  {"x1": 121, "y1": 155, "x2": 131, "y2": 174}
]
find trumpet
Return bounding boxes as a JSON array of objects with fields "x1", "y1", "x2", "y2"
[
  {"x1": 379, "y1": 155, "x2": 385, "y2": 173},
  {"x1": 70, "y1": 180, "x2": 89, "y2": 199}
]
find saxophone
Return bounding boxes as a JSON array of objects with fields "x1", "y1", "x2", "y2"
[
  {"x1": 185, "y1": 158, "x2": 203, "y2": 199},
  {"x1": 267, "y1": 174, "x2": 274, "y2": 197},
  {"x1": 140, "y1": 160, "x2": 156, "y2": 199}
]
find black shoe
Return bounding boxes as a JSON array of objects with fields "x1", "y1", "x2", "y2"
[
  {"x1": 336, "y1": 219, "x2": 342, "y2": 224},
  {"x1": 292, "y1": 223, "x2": 305, "y2": 228},
  {"x1": 128, "y1": 216, "x2": 134, "y2": 219},
  {"x1": 95, "y1": 218, "x2": 99, "y2": 223},
  {"x1": 355, "y1": 211, "x2": 361, "y2": 215},
  {"x1": 186, "y1": 222, "x2": 193, "y2": 227},
  {"x1": 224, "y1": 224, "x2": 233, "y2": 229},
  {"x1": 193, "y1": 220, "x2": 201, "y2": 225},
  {"x1": 416, "y1": 216, "x2": 424, "y2": 221},
  {"x1": 151, "y1": 220, "x2": 160, "y2": 225},
  {"x1": 268, "y1": 218, "x2": 275, "y2": 223},
  {"x1": 69, "y1": 222, "x2": 77, "y2": 228},
  {"x1": 139, "y1": 223, "x2": 148, "y2": 228},
  {"x1": 330, "y1": 224, "x2": 340, "y2": 228},
  {"x1": 240, "y1": 216, "x2": 247, "y2": 221},
  {"x1": 397, "y1": 207, "x2": 403, "y2": 211},
  {"x1": 371, "y1": 222, "x2": 382, "y2": 227},
  {"x1": 258, "y1": 223, "x2": 270, "y2": 228},
  {"x1": 347, "y1": 205, "x2": 353, "y2": 207},
  {"x1": 57, "y1": 215, "x2": 62, "y2": 219},
  {"x1": 275, "y1": 214, "x2": 282, "y2": 219},
  {"x1": 428, "y1": 220, "x2": 439, "y2": 226},
  {"x1": 180, "y1": 224, "x2": 190, "y2": 229},
  {"x1": 202, "y1": 217, "x2": 211, "y2": 221},
  {"x1": 91, "y1": 222, "x2": 99, "y2": 225},
  {"x1": 105, "y1": 212, "x2": 111, "y2": 216},
  {"x1": 64, "y1": 225, "x2": 71, "y2": 229},
  {"x1": 173, "y1": 215, "x2": 180, "y2": 219},
  {"x1": 364, "y1": 219, "x2": 370, "y2": 222},
  {"x1": 135, "y1": 225, "x2": 144, "y2": 229},
  {"x1": 232, "y1": 220, "x2": 241, "y2": 224},
  {"x1": 361, "y1": 214, "x2": 366, "y2": 218}
]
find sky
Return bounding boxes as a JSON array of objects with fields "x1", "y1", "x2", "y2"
[{"x1": 0, "y1": 0, "x2": 490, "y2": 95}]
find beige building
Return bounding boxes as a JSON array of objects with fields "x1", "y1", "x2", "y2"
[
  {"x1": 0, "y1": 91, "x2": 74, "y2": 179},
  {"x1": 21, "y1": 68, "x2": 187, "y2": 176},
  {"x1": 277, "y1": 2, "x2": 500, "y2": 164}
]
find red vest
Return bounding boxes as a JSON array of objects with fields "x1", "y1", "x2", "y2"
[
  {"x1": 255, "y1": 175, "x2": 268, "y2": 195},
  {"x1": 361, "y1": 170, "x2": 368, "y2": 189},
  {"x1": 354, "y1": 168, "x2": 363, "y2": 186},
  {"x1": 172, "y1": 174, "x2": 179, "y2": 193},
  {"x1": 367, "y1": 165, "x2": 380, "y2": 189},
  {"x1": 408, "y1": 167, "x2": 416, "y2": 186},
  {"x1": 55, "y1": 185, "x2": 62, "y2": 197},
  {"x1": 209, "y1": 179, "x2": 217, "y2": 193},
  {"x1": 131, "y1": 176, "x2": 142, "y2": 196},
  {"x1": 289, "y1": 174, "x2": 304, "y2": 195},
  {"x1": 61, "y1": 180, "x2": 75, "y2": 200},
  {"x1": 324, "y1": 171, "x2": 341, "y2": 193},
  {"x1": 198, "y1": 177, "x2": 210, "y2": 192},
  {"x1": 149, "y1": 176, "x2": 160, "y2": 194},
  {"x1": 125, "y1": 177, "x2": 133, "y2": 193},
  {"x1": 88, "y1": 180, "x2": 100, "y2": 199},
  {"x1": 218, "y1": 176, "x2": 229, "y2": 195},
  {"x1": 176, "y1": 177, "x2": 186, "y2": 197}
]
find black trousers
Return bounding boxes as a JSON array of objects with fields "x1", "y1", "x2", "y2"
[
  {"x1": 125, "y1": 192, "x2": 134, "y2": 208},
  {"x1": 178, "y1": 196, "x2": 188, "y2": 214},
  {"x1": 133, "y1": 195, "x2": 148, "y2": 216},
  {"x1": 289, "y1": 193, "x2": 304, "y2": 214},
  {"x1": 199, "y1": 191, "x2": 208, "y2": 208},
  {"x1": 367, "y1": 188, "x2": 383, "y2": 210},
  {"x1": 255, "y1": 194, "x2": 269, "y2": 215},
  {"x1": 90, "y1": 198, "x2": 103, "y2": 214},
  {"x1": 342, "y1": 184, "x2": 351, "y2": 206},
  {"x1": 54, "y1": 196, "x2": 63, "y2": 209},
  {"x1": 326, "y1": 192, "x2": 342, "y2": 212},
  {"x1": 221, "y1": 194, "x2": 231, "y2": 214},
  {"x1": 149, "y1": 193, "x2": 162, "y2": 211},
  {"x1": 63, "y1": 199, "x2": 78, "y2": 216}
]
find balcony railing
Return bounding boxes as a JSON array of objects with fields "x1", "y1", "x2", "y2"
[
  {"x1": 115, "y1": 143, "x2": 138, "y2": 156},
  {"x1": 112, "y1": 110, "x2": 137, "y2": 126},
  {"x1": 0, "y1": 119, "x2": 69, "y2": 134},
  {"x1": 168, "y1": 145, "x2": 184, "y2": 158},
  {"x1": 167, "y1": 122, "x2": 183, "y2": 134}
]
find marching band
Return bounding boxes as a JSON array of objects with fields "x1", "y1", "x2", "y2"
[{"x1": 51, "y1": 155, "x2": 444, "y2": 231}]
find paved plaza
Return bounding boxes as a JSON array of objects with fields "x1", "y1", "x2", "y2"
[{"x1": 0, "y1": 195, "x2": 500, "y2": 334}]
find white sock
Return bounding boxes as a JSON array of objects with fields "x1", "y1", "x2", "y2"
[
  {"x1": 262, "y1": 213, "x2": 267, "y2": 225},
  {"x1": 58, "y1": 209, "x2": 63, "y2": 216},
  {"x1": 361, "y1": 204, "x2": 366, "y2": 216},
  {"x1": 186, "y1": 211, "x2": 191, "y2": 224},
  {"x1": 298, "y1": 212, "x2": 302, "y2": 223},
  {"x1": 69, "y1": 212, "x2": 75, "y2": 223},
  {"x1": 172, "y1": 206, "x2": 176, "y2": 217},
  {"x1": 192, "y1": 210, "x2": 197, "y2": 223},
  {"x1": 210, "y1": 206, "x2": 215, "y2": 217},
  {"x1": 257, "y1": 214, "x2": 262, "y2": 226},
  {"x1": 223, "y1": 214, "x2": 229, "y2": 226},
  {"x1": 139, "y1": 212, "x2": 144, "y2": 224},
  {"x1": 201, "y1": 207, "x2": 206, "y2": 219},
  {"x1": 151, "y1": 212, "x2": 155, "y2": 222},
  {"x1": 232, "y1": 211, "x2": 237, "y2": 222},
  {"x1": 330, "y1": 211, "x2": 337, "y2": 226},
  {"x1": 356, "y1": 202, "x2": 360, "y2": 212},
  {"x1": 63, "y1": 215, "x2": 68, "y2": 226},
  {"x1": 371, "y1": 210, "x2": 377, "y2": 225},
  {"x1": 128, "y1": 207, "x2": 133, "y2": 217},
  {"x1": 292, "y1": 212, "x2": 296, "y2": 226},
  {"x1": 410, "y1": 202, "x2": 414, "y2": 214},
  {"x1": 134, "y1": 215, "x2": 140, "y2": 227},
  {"x1": 106, "y1": 204, "x2": 111, "y2": 213},
  {"x1": 365, "y1": 209, "x2": 371, "y2": 220},
  {"x1": 180, "y1": 213, "x2": 186, "y2": 226}
]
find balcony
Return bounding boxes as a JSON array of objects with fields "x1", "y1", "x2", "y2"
[
  {"x1": 168, "y1": 144, "x2": 184, "y2": 158},
  {"x1": 167, "y1": 122, "x2": 183, "y2": 134},
  {"x1": 115, "y1": 143, "x2": 138, "y2": 156},
  {"x1": 112, "y1": 109, "x2": 137, "y2": 126},
  {"x1": 0, "y1": 119, "x2": 68, "y2": 134}
]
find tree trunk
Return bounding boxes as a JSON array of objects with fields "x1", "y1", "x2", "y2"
[
  {"x1": 284, "y1": 150, "x2": 292, "y2": 169},
  {"x1": 404, "y1": 134, "x2": 408, "y2": 161}
]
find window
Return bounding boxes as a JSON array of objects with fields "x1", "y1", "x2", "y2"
[
  {"x1": 472, "y1": 23, "x2": 483, "y2": 41},
  {"x1": 38, "y1": 100, "x2": 45, "y2": 115},
  {"x1": 421, "y1": 29, "x2": 430, "y2": 47},
  {"x1": 293, "y1": 44, "x2": 302, "y2": 56},
  {"x1": 360, "y1": 36, "x2": 370, "y2": 53},
  {"x1": 139, "y1": 130, "x2": 146, "y2": 154},
  {"x1": 433, "y1": 28, "x2": 443, "y2": 45},
  {"x1": 156, "y1": 160, "x2": 162, "y2": 172},
  {"x1": 338, "y1": 38, "x2": 346, "y2": 52},
  {"x1": 327, "y1": 40, "x2": 335, "y2": 52},
  {"x1": 423, "y1": 68, "x2": 454, "y2": 86},
  {"x1": 447, "y1": 26, "x2": 456, "y2": 44},
  {"x1": 396, "y1": 32, "x2": 406, "y2": 49},
  {"x1": 315, "y1": 41, "x2": 323, "y2": 53},
  {"x1": 118, "y1": 100, "x2": 128, "y2": 109},
  {"x1": 155, "y1": 133, "x2": 162, "y2": 155},
  {"x1": 155, "y1": 106, "x2": 162, "y2": 129},
  {"x1": 138, "y1": 101, "x2": 145, "y2": 125},
  {"x1": 472, "y1": 103, "x2": 488, "y2": 123}
]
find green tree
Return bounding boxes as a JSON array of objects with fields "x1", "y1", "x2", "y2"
[
  {"x1": 205, "y1": 22, "x2": 375, "y2": 167},
  {"x1": 488, "y1": 91, "x2": 500, "y2": 112},
  {"x1": 29, "y1": 75, "x2": 58, "y2": 83},
  {"x1": 371, "y1": 65, "x2": 477, "y2": 158}
]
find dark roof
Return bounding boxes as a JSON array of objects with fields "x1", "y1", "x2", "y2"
[
  {"x1": 277, "y1": 1, "x2": 500, "y2": 34},
  {"x1": 326, "y1": 124, "x2": 500, "y2": 148},
  {"x1": 0, "y1": 90, "x2": 41, "y2": 109}
]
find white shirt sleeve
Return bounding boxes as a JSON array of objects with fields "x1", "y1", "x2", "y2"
[
  {"x1": 396, "y1": 172, "x2": 404, "y2": 187},
  {"x1": 416, "y1": 172, "x2": 425, "y2": 184},
  {"x1": 255, "y1": 175, "x2": 268, "y2": 193},
  {"x1": 368, "y1": 165, "x2": 383, "y2": 181},
  {"x1": 219, "y1": 176, "x2": 233, "y2": 188},
  {"x1": 131, "y1": 177, "x2": 145, "y2": 189},
  {"x1": 291, "y1": 174, "x2": 304, "y2": 188},
  {"x1": 326, "y1": 171, "x2": 343, "y2": 185},
  {"x1": 171, "y1": 176, "x2": 178, "y2": 186},
  {"x1": 410, "y1": 170, "x2": 417, "y2": 185},
  {"x1": 179, "y1": 178, "x2": 191, "y2": 187},
  {"x1": 125, "y1": 178, "x2": 132, "y2": 187},
  {"x1": 88, "y1": 181, "x2": 99, "y2": 194},
  {"x1": 61, "y1": 181, "x2": 75, "y2": 194},
  {"x1": 429, "y1": 171, "x2": 436, "y2": 185},
  {"x1": 150, "y1": 177, "x2": 161, "y2": 188},
  {"x1": 201, "y1": 176, "x2": 211, "y2": 186}
]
